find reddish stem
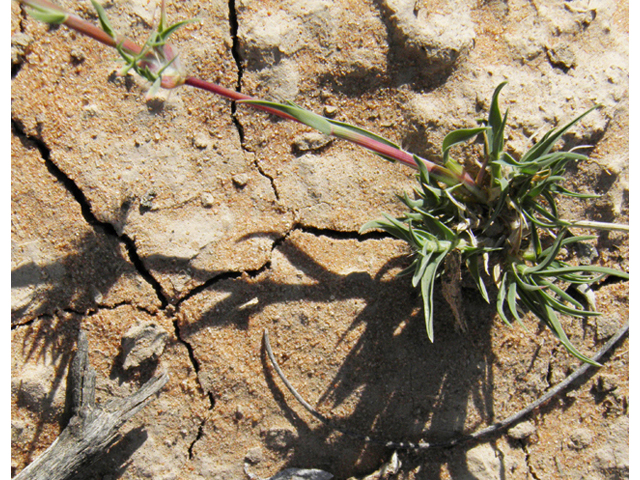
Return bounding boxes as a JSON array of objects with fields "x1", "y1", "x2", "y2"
[
  {"x1": 24, "y1": 0, "x2": 483, "y2": 199},
  {"x1": 184, "y1": 77, "x2": 298, "y2": 122}
]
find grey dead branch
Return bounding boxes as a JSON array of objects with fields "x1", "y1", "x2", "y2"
[{"x1": 14, "y1": 331, "x2": 168, "y2": 480}]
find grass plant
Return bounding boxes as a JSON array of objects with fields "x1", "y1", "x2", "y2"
[{"x1": 18, "y1": 0, "x2": 629, "y2": 363}]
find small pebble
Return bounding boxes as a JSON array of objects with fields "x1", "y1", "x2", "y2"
[
  {"x1": 11, "y1": 33, "x2": 33, "y2": 65},
  {"x1": 235, "y1": 406, "x2": 245, "y2": 420},
  {"x1": 232, "y1": 173, "x2": 250, "y2": 188},
  {"x1": 82, "y1": 104, "x2": 100, "y2": 118},
  {"x1": 595, "y1": 314, "x2": 621, "y2": 340},
  {"x1": 594, "y1": 373, "x2": 618, "y2": 393},
  {"x1": 70, "y1": 47, "x2": 86, "y2": 63},
  {"x1": 121, "y1": 322, "x2": 169, "y2": 370},
  {"x1": 293, "y1": 132, "x2": 332, "y2": 153},
  {"x1": 508, "y1": 421, "x2": 537, "y2": 440},
  {"x1": 568, "y1": 428, "x2": 594, "y2": 450},
  {"x1": 547, "y1": 42, "x2": 576, "y2": 70},
  {"x1": 245, "y1": 447, "x2": 264, "y2": 465},
  {"x1": 323, "y1": 105, "x2": 338, "y2": 117},
  {"x1": 140, "y1": 190, "x2": 157, "y2": 212},
  {"x1": 201, "y1": 192, "x2": 215, "y2": 208},
  {"x1": 193, "y1": 133, "x2": 212, "y2": 149},
  {"x1": 265, "y1": 426, "x2": 298, "y2": 451}
]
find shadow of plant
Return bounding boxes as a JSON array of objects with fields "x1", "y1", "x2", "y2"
[
  {"x1": 12, "y1": 222, "x2": 499, "y2": 479},
  {"x1": 173, "y1": 232, "x2": 498, "y2": 478},
  {"x1": 11, "y1": 229, "x2": 141, "y2": 324}
]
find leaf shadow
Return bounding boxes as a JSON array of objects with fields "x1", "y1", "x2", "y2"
[
  {"x1": 174, "y1": 233, "x2": 499, "y2": 478},
  {"x1": 11, "y1": 224, "x2": 501, "y2": 478}
]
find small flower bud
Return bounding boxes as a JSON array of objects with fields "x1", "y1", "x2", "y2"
[{"x1": 137, "y1": 43, "x2": 186, "y2": 90}]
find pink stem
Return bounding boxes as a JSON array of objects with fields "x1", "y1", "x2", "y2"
[
  {"x1": 185, "y1": 77, "x2": 423, "y2": 169},
  {"x1": 184, "y1": 77, "x2": 298, "y2": 121},
  {"x1": 24, "y1": 0, "x2": 483, "y2": 199}
]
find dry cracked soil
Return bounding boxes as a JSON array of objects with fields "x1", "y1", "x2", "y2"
[{"x1": 11, "y1": 0, "x2": 629, "y2": 479}]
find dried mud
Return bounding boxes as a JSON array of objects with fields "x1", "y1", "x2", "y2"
[{"x1": 11, "y1": 1, "x2": 628, "y2": 479}]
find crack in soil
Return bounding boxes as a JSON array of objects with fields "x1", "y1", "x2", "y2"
[
  {"x1": 252, "y1": 151, "x2": 281, "y2": 201},
  {"x1": 171, "y1": 223, "x2": 392, "y2": 309},
  {"x1": 13, "y1": 118, "x2": 214, "y2": 440},
  {"x1": 227, "y1": 0, "x2": 281, "y2": 201},
  {"x1": 165, "y1": 221, "x2": 391, "y2": 400},
  {"x1": 171, "y1": 317, "x2": 215, "y2": 410},
  {"x1": 296, "y1": 224, "x2": 392, "y2": 242},
  {"x1": 176, "y1": 270, "x2": 246, "y2": 308},
  {"x1": 227, "y1": 0, "x2": 245, "y2": 147},
  {"x1": 228, "y1": 0, "x2": 243, "y2": 106},
  {"x1": 188, "y1": 418, "x2": 207, "y2": 459},
  {"x1": 524, "y1": 443, "x2": 543, "y2": 480},
  {"x1": 11, "y1": 119, "x2": 169, "y2": 310},
  {"x1": 10, "y1": 302, "x2": 151, "y2": 331},
  {"x1": 10, "y1": 313, "x2": 47, "y2": 331}
]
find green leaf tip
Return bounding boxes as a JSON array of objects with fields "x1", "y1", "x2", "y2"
[
  {"x1": 22, "y1": 1, "x2": 68, "y2": 24},
  {"x1": 90, "y1": 0, "x2": 116, "y2": 38}
]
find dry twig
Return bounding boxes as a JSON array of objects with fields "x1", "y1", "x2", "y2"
[
  {"x1": 264, "y1": 322, "x2": 628, "y2": 450},
  {"x1": 15, "y1": 330, "x2": 169, "y2": 480}
]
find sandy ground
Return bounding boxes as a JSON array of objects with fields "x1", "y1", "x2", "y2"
[{"x1": 11, "y1": 0, "x2": 628, "y2": 479}]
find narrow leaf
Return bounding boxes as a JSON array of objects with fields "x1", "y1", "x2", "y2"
[
  {"x1": 496, "y1": 276, "x2": 512, "y2": 326},
  {"x1": 523, "y1": 229, "x2": 568, "y2": 274},
  {"x1": 465, "y1": 254, "x2": 490, "y2": 303},
  {"x1": 420, "y1": 248, "x2": 450, "y2": 342},
  {"x1": 158, "y1": 19, "x2": 200, "y2": 43},
  {"x1": 543, "y1": 304, "x2": 599, "y2": 365},
  {"x1": 521, "y1": 106, "x2": 599, "y2": 164},
  {"x1": 91, "y1": 0, "x2": 116, "y2": 38},
  {"x1": 488, "y1": 82, "x2": 509, "y2": 133},
  {"x1": 534, "y1": 265, "x2": 629, "y2": 279},
  {"x1": 24, "y1": 4, "x2": 68, "y2": 24},
  {"x1": 327, "y1": 118, "x2": 401, "y2": 150},
  {"x1": 240, "y1": 100, "x2": 333, "y2": 134},
  {"x1": 507, "y1": 281, "x2": 523, "y2": 325},
  {"x1": 412, "y1": 248, "x2": 434, "y2": 288},
  {"x1": 442, "y1": 127, "x2": 488, "y2": 162}
]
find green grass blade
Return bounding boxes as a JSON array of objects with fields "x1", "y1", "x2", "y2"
[
  {"x1": 91, "y1": 0, "x2": 116, "y2": 38},
  {"x1": 360, "y1": 215, "x2": 413, "y2": 244},
  {"x1": 241, "y1": 100, "x2": 333, "y2": 134},
  {"x1": 523, "y1": 229, "x2": 568, "y2": 274},
  {"x1": 412, "y1": 249, "x2": 434, "y2": 288},
  {"x1": 511, "y1": 265, "x2": 547, "y2": 292},
  {"x1": 24, "y1": 4, "x2": 68, "y2": 24},
  {"x1": 327, "y1": 118, "x2": 401, "y2": 150},
  {"x1": 488, "y1": 82, "x2": 509, "y2": 133},
  {"x1": 535, "y1": 265, "x2": 629, "y2": 279},
  {"x1": 158, "y1": 19, "x2": 200, "y2": 43},
  {"x1": 496, "y1": 276, "x2": 512, "y2": 326},
  {"x1": 507, "y1": 281, "x2": 524, "y2": 325},
  {"x1": 465, "y1": 254, "x2": 490, "y2": 303},
  {"x1": 555, "y1": 185, "x2": 600, "y2": 199},
  {"x1": 543, "y1": 304, "x2": 599, "y2": 365},
  {"x1": 521, "y1": 106, "x2": 599, "y2": 164},
  {"x1": 442, "y1": 127, "x2": 488, "y2": 160},
  {"x1": 535, "y1": 279, "x2": 600, "y2": 316},
  {"x1": 420, "y1": 248, "x2": 450, "y2": 342}
]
